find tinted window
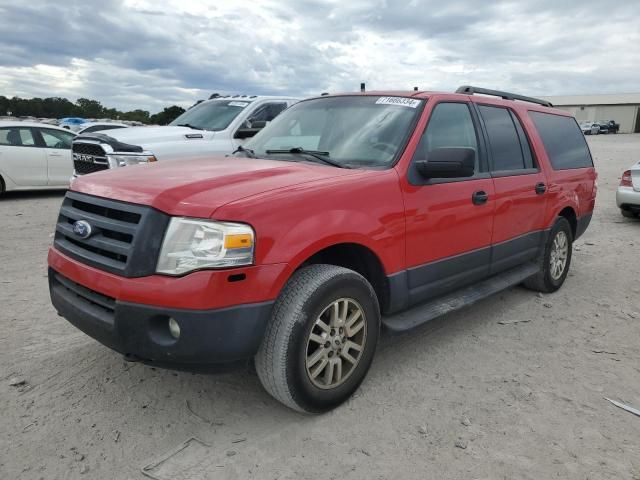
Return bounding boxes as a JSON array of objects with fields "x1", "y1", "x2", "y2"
[
  {"x1": 0, "y1": 127, "x2": 36, "y2": 146},
  {"x1": 414, "y1": 102, "x2": 478, "y2": 170},
  {"x1": 247, "y1": 102, "x2": 288, "y2": 125},
  {"x1": 478, "y1": 105, "x2": 525, "y2": 171},
  {"x1": 530, "y1": 112, "x2": 594, "y2": 170},
  {"x1": 40, "y1": 129, "x2": 75, "y2": 149},
  {"x1": 511, "y1": 111, "x2": 535, "y2": 169}
]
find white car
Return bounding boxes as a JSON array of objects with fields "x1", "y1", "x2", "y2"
[
  {"x1": 0, "y1": 122, "x2": 75, "y2": 195},
  {"x1": 617, "y1": 161, "x2": 640, "y2": 218},
  {"x1": 71, "y1": 95, "x2": 299, "y2": 175},
  {"x1": 77, "y1": 122, "x2": 129, "y2": 135},
  {"x1": 580, "y1": 121, "x2": 599, "y2": 135}
]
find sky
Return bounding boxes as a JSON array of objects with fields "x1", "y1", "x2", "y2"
[{"x1": 1, "y1": 0, "x2": 639, "y2": 113}]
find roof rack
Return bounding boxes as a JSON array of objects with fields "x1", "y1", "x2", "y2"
[{"x1": 455, "y1": 86, "x2": 553, "y2": 107}]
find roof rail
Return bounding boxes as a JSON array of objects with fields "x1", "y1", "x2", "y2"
[{"x1": 455, "y1": 86, "x2": 553, "y2": 107}]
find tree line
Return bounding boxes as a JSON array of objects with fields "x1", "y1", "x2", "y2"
[{"x1": 0, "y1": 96, "x2": 186, "y2": 125}]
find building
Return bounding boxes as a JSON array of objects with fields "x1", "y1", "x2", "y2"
[{"x1": 540, "y1": 94, "x2": 640, "y2": 133}]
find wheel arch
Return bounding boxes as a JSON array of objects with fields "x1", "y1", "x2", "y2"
[
  {"x1": 285, "y1": 242, "x2": 391, "y2": 314},
  {"x1": 556, "y1": 205, "x2": 577, "y2": 239}
]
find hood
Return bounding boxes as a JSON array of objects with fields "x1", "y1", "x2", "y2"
[
  {"x1": 71, "y1": 157, "x2": 362, "y2": 218},
  {"x1": 101, "y1": 125, "x2": 212, "y2": 148}
]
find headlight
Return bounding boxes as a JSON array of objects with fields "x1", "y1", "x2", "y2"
[
  {"x1": 156, "y1": 218, "x2": 255, "y2": 275},
  {"x1": 107, "y1": 153, "x2": 157, "y2": 168}
]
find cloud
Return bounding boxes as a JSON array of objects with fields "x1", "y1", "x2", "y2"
[{"x1": 1, "y1": 0, "x2": 639, "y2": 113}]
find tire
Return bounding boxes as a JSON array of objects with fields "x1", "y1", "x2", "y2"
[
  {"x1": 621, "y1": 209, "x2": 637, "y2": 218},
  {"x1": 255, "y1": 264, "x2": 380, "y2": 413},
  {"x1": 523, "y1": 217, "x2": 573, "y2": 293},
  {"x1": 0, "y1": 175, "x2": 5, "y2": 197}
]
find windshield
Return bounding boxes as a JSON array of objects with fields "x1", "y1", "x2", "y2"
[
  {"x1": 169, "y1": 99, "x2": 253, "y2": 131},
  {"x1": 245, "y1": 95, "x2": 423, "y2": 168}
]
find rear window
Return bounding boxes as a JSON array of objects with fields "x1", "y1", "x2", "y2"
[{"x1": 529, "y1": 111, "x2": 593, "y2": 170}]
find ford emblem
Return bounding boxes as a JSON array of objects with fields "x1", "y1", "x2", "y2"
[{"x1": 72, "y1": 220, "x2": 93, "y2": 239}]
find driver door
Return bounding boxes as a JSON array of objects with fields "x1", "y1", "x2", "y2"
[{"x1": 36, "y1": 128, "x2": 75, "y2": 186}]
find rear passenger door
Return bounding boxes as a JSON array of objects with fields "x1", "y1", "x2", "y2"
[
  {"x1": 0, "y1": 127, "x2": 47, "y2": 186},
  {"x1": 475, "y1": 105, "x2": 548, "y2": 274},
  {"x1": 402, "y1": 102, "x2": 495, "y2": 306}
]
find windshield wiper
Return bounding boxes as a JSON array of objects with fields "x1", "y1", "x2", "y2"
[
  {"x1": 176, "y1": 123, "x2": 203, "y2": 130},
  {"x1": 232, "y1": 145, "x2": 256, "y2": 158},
  {"x1": 265, "y1": 147, "x2": 348, "y2": 169}
]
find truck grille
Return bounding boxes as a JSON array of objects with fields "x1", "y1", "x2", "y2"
[
  {"x1": 72, "y1": 142, "x2": 109, "y2": 175},
  {"x1": 54, "y1": 191, "x2": 170, "y2": 277}
]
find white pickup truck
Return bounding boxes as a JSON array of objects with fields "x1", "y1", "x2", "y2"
[{"x1": 71, "y1": 95, "x2": 299, "y2": 175}]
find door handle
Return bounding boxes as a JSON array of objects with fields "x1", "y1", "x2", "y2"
[
  {"x1": 535, "y1": 182, "x2": 547, "y2": 194},
  {"x1": 472, "y1": 190, "x2": 488, "y2": 205}
]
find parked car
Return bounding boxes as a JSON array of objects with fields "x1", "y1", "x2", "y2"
[
  {"x1": 595, "y1": 121, "x2": 610, "y2": 134},
  {"x1": 0, "y1": 121, "x2": 75, "y2": 195},
  {"x1": 77, "y1": 122, "x2": 129, "y2": 135},
  {"x1": 58, "y1": 117, "x2": 87, "y2": 132},
  {"x1": 71, "y1": 95, "x2": 299, "y2": 175},
  {"x1": 616, "y1": 161, "x2": 640, "y2": 218},
  {"x1": 602, "y1": 120, "x2": 620, "y2": 134},
  {"x1": 48, "y1": 86, "x2": 596, "y2": 412},
  {"x1": 580, "y1": 121, "x2": 599, "y2": 135}
]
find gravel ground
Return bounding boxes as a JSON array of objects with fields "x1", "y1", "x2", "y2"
[{"x1": 1, "y1": 134, "x2": 639, "y2": 480}]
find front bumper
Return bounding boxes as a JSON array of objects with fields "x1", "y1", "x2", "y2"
[
  {"x1": 616, "y1": 186, "x2": 640, "y2": 211},
  {"x1": 49, "y1": 268, "x2": 274, "y2": 367}
]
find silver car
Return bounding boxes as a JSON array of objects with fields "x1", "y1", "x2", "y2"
[
  {"x1": 617, "y1": 161, "x2": 640, "y2": 218},
  {"x1": 580, "y1": 121, "x2": 599, "y2": 135}
]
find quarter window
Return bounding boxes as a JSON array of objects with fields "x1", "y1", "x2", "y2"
[
  {"x1": 478, "y1": 105, "x2": 528, "y2": 171},
  {"x1": 414, "y1": 102, "x2": 478, "y2": 171},
  {"x1": 529, "y1": 111, "x2": 593, "y2": 170},
  {"x1": 0, "y1": 127, "x2": 36, "y2": 147}
]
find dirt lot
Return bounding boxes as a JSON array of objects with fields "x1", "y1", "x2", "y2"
[{"x1": 1, "y1": 134, "x2": 639, "y2": 480}]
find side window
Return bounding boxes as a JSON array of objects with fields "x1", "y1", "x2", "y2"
[
  {"x1": 414, "y1": 102, "x2": 478, "y2": 170},
  {"x1": 510, "y1": 111, "x2": 535, "y2": 169},
  {"x1": 247, "y1": 102, "x2": 288, "y2": 125},
  {"x1": 0, "y1": 127, "x2": 36, "y2": 147},
  {"x1": 478, "y1": 105, "x2": 525, "y2": 171},
  {"x1": 39, "y1": 129, "x2": 75, "y2": 149},
  {"x1": 529, "y1": 111, "x2": 594, "y2": 170}
]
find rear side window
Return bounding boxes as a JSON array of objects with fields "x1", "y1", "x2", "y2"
[
  {"x1": 529, "y1": 111, "x2": 593, "y2": 169},
  {"x1": 478, "y1": 105, "x2": 529, "y2": 171}
]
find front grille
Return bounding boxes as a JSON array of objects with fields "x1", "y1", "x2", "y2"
[
  {"x1": 54, "y1": 191, "x2": 170, "y2": 277},
  {"x1": 72, "y1": 142, "x2": 109, "y2": 175}
]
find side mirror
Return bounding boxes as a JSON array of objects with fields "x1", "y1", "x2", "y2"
[
  {"x1": 234, "y1": 127, "x2": 262, "y2": 139},
  {"x1": 415, "y1": 147, "x2": 476, "y2": 179}
]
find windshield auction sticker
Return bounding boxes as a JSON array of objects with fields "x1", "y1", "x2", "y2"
[
  {"x1": 228, "y1": 101, "x2": 249, "y2": 108},
  {"x1": 375, "y1": 97, "x2": 421, "y2": 108}
]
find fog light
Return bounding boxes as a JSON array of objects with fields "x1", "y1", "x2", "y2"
[{"x1": 168, "y1": 318, "x2": 181, "y2": 339}]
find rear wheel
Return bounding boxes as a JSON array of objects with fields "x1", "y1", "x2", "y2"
[
  {"x1": 255, "y1": 264, "x2": 380, "y2": 413},
  {"x1": 524, "y1": 217, "x2": 573, "y2": 293}
]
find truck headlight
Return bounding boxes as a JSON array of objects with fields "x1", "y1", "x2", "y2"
[
  {"x1": 156, "y1": 218, "x2": 255, "y2": 275},
  {"x1": 107, "y1": 153, "x2": 157, "y2": 168}
]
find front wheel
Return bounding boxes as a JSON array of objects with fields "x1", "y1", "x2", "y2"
[
  {"x1": 523, "y1": 217, "x2": 573, "y2": 293},
  {"x1": 255, "y1": 264, "x2": 380, "y2": 413}
]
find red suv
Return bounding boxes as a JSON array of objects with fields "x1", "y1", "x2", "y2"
[{"x1": 48, "y1": 86, "x2": 597, "y2": 413}]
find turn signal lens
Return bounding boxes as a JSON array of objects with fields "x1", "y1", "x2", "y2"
[{"x1": 224, "y1": 234, "x2": 253, "y2": 249}]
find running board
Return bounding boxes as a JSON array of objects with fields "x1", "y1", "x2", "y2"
[{"x1": 382, "y1": 263, "x2": 539, "y2": 334}]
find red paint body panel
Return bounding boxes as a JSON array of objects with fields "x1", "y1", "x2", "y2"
[
  {"x1": 48, "y1": 248, "x2": 287, "y2": 309},
  {"x1": 50, "y1": 90, "x2": 597, "y2": 316}
]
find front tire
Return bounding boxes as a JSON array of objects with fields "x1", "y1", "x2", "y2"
[
  {"x1": 255, "y1": 264, "x2": 380, "y2": 413},
  {"x1": 524, "y1": 217, "x2": 573, "y2": 293}
]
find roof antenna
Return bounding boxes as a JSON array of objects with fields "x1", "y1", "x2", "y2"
[
  {"x1": 360, "y1": 82, "x2": 366, "y2": 93},
  {"x1": 413, "y1": 86, "x2": 418, "y2": 91}
]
